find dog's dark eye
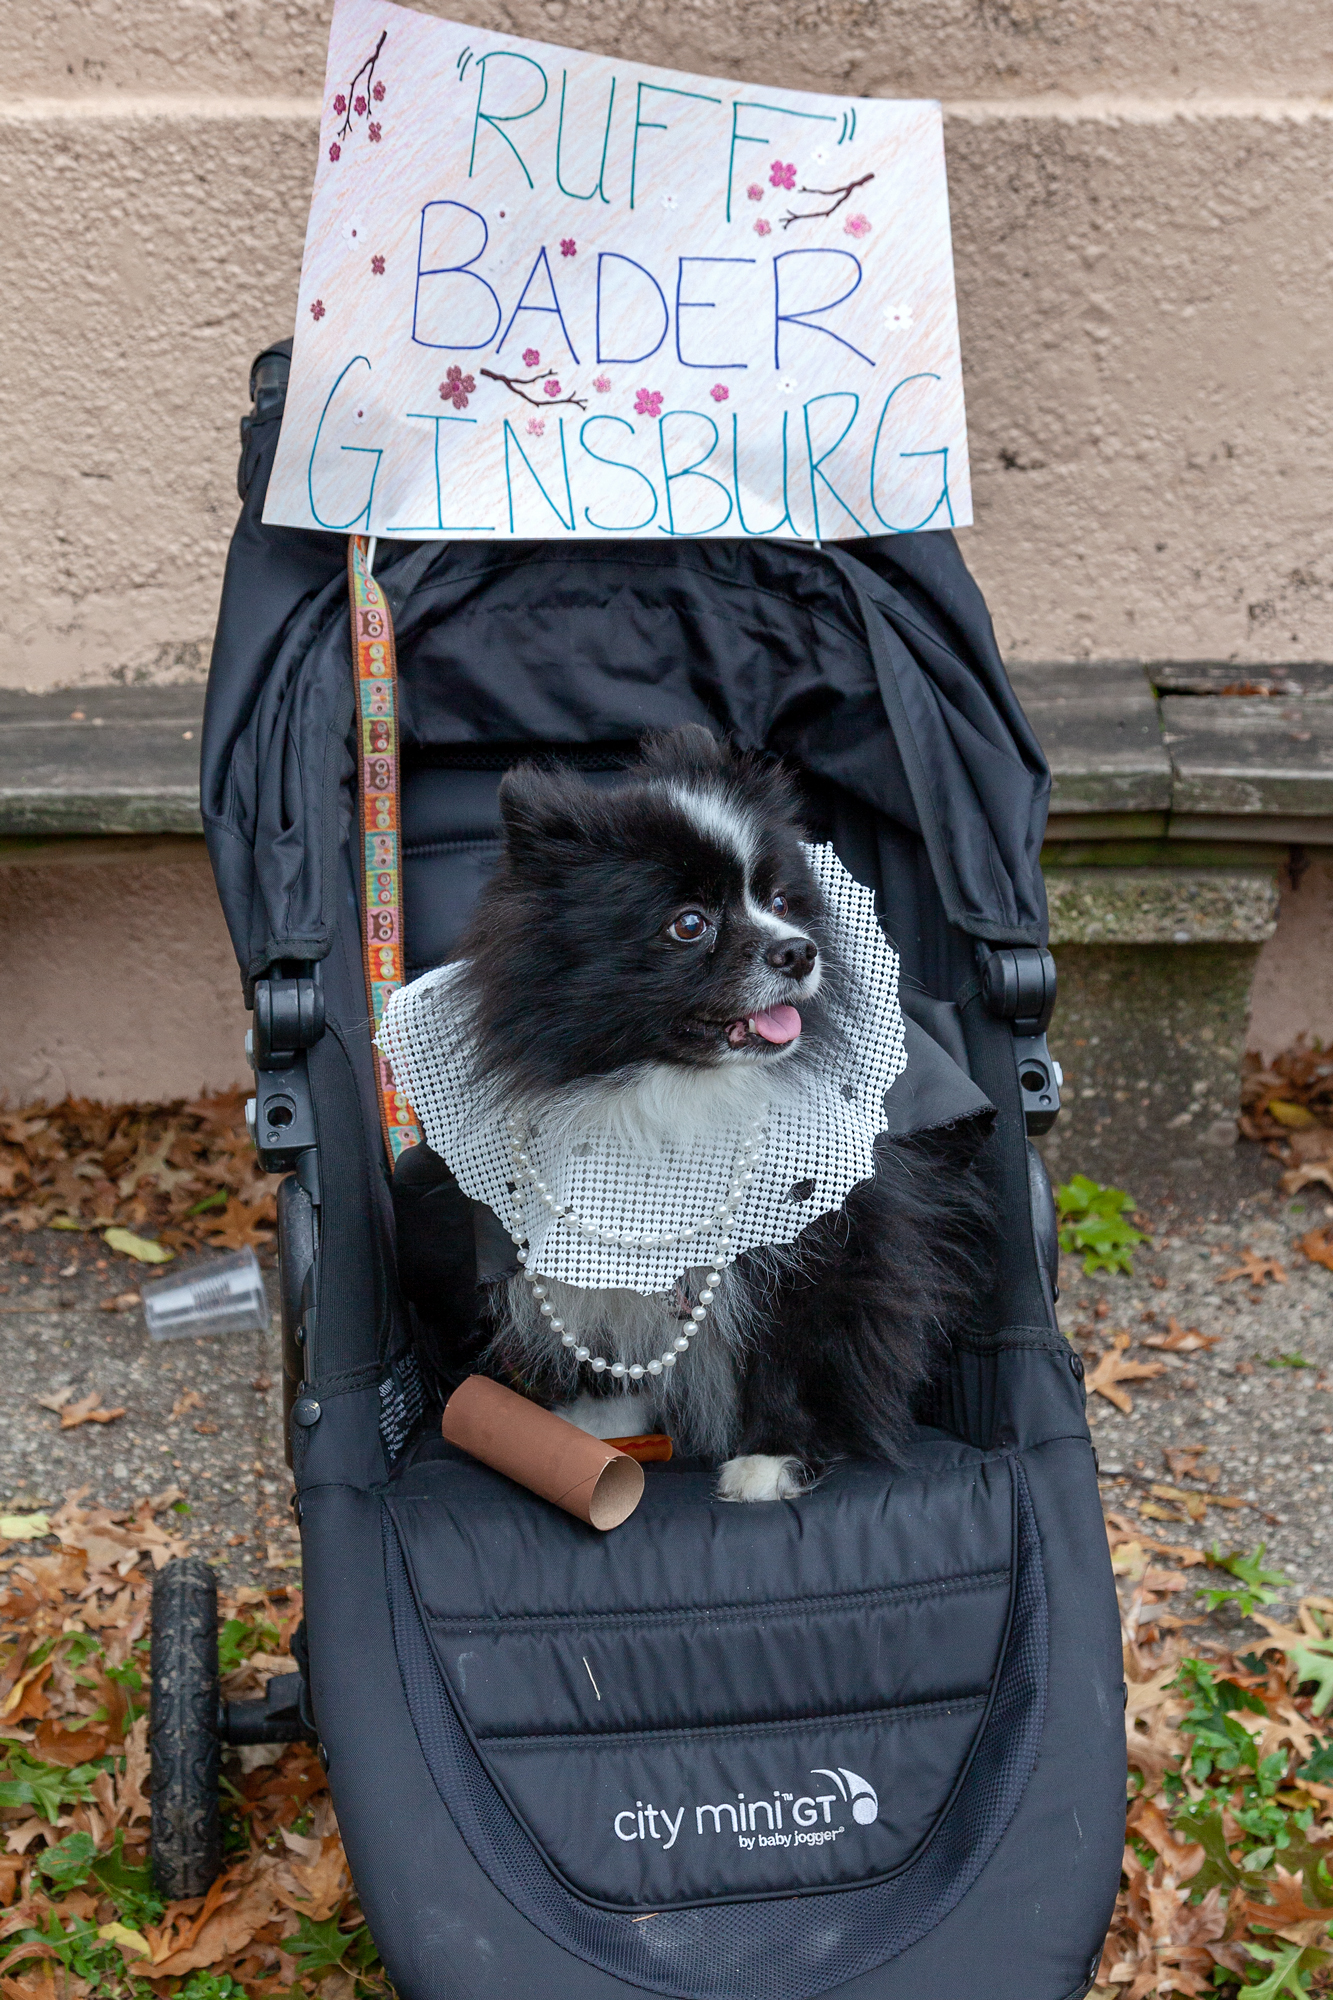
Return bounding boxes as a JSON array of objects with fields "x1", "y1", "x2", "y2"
[
  {"x1": 771, "y1": 893, "x2": 789, "y2": 917},
  {"x1": 669, "y1": 910, "x2": 710, "y2": 943}
]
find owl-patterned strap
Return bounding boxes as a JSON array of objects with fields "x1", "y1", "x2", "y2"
[{"x1": 348, "y1": 534, "x2": 423, "y2": 1163}]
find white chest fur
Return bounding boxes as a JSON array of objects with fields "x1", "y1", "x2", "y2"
[{"x1": 485, "y1": 1259, "x2": 775, "y2": 1459}]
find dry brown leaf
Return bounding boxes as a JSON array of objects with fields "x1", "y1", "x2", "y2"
[
  {"x1": 1128, "y1": 1705, "x2": 1188, "y2": 1790},
  {"x1": 1219, "y1": 1248, "x2": 1288, "y2": 1286},
  {"x1": 1085, "y1": 1334, "x2": 1167, "y2": 1414},
  {"x1": 275, "y1": 1834, "x2": 350, "y2": 1921},
  {"x1": 146, "y1": 1862, "x2": 283, "y2": 1976},
  {"x1": 1143, "y1": 1319, "x2": 1221, "y2": 1353},
  {"x1": 1125, "y1": 1665, "x2": 1184, "y2": 1722},
  {"x1": 116, "y1": 1715, "x2": 151, "y2": 1824},
  {"x1": 169, "y1": 1389, "x2": 204, "y2": 1421},
  {"x1": 1163, "y1": 1447, "x2": 1220, "y2": 1484},
  {"x1": 1142, "y1": 1566, "x2": 1189, "y2": 1594},
  {"x1": 57, "y1": 1394, "x2": 125, "y2": 1430},
  {"x1": 199, "y1": 1194, "x2": 277, "y2": 1252},
  {"x1": 1283, "y1": 1162, "x2": 1333, "y2": 1196},
  {"x1": 1127, "y1": 1796, "x2": 1204, "y2": 1879},
  {"x1": 30, "y1": 1719, "x2": 110, "y2": 1768},
  {"x1": 1299, "y1": 1228, "x2": 1333, "y2": 1273},
  {"x1": 0, "y1": 1653, "x2": 55, "y2": 1722},
  {"x1": 1235, "y1": 1865, "x2": 1333, "y2": 1948},
  {"x1": 1148, "y1": 1484, "x2": 1209, "y2": 1523}
]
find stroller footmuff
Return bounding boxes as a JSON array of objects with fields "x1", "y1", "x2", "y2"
[{"x1": 199, "y1": 342, "x2": 1126, "y2": 2000}]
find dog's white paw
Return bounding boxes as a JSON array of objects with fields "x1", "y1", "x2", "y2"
[{"x1": 716, "y1": 1454, "x2": 806, "y2": 1503}]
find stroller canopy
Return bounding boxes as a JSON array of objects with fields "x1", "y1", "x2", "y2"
[{"x1": 205, "y1": 361, "x2": 1049, "y2": 1003}]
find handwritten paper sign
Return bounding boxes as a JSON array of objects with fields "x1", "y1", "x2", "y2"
[{"x1": 264, "y1": 0, "x2": 973, "y2": 542}]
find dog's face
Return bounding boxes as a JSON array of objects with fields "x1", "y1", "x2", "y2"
[{"x1": 461, "y1": 728, "x2": 829, "y2": 1095}]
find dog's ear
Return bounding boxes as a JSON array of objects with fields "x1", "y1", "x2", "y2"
[
  {"x1": 636, "y1": 724, "x2": 730, "y2": 782},
  {"x1": 497, "y1": 762, "x2": 588, "y2": 857}
]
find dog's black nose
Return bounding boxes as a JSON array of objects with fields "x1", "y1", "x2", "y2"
[{"x1": 765, "y1": 935, "x2": 818, "y2": 977}]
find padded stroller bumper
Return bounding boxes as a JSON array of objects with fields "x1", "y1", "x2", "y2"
[{"x1": 302, "y1": 1420, "x2": 1123, "y2": 2000}]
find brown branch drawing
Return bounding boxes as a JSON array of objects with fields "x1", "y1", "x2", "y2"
[
  {"x1": 480, "y1": 369, "x2": 588, "y2": 413},
  {"x1": 338, "y1": 29, "x2": 387, "y2": 142},
  {"x1": 780, "y1": 172, "x2": 875, "y2": 230}
]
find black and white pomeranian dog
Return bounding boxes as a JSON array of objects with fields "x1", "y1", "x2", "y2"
[{"x1": 394, "y1": 725, "x2": 990, "y2": 1501}]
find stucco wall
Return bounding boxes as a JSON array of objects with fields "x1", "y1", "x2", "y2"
[
  {"x1": 3, "y1": 1, "x2": 1331, "y2": 689},
  {"x1": 0, "y1": 843, "x2": 249, "y2": 1104},
  {"x1": 2, "y1": 2, "x2": 1329, "y2": 1105}
]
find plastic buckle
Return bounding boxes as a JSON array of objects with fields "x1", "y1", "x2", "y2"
[{"x1": 978, "y1": 946, "x2": 1062, "y2": 1134}]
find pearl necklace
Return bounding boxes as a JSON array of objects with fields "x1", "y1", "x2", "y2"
[{"x1": 504, "y1": 1112, "x2": 767, "y2": 1378}]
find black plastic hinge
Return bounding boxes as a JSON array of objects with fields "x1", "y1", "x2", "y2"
[
  {"x1": 979, "y1": 946, "x2": 1057, "y2": 1036},
  {"x1": 244, "y1": 970, "x2": 325, "y2": 1177},
  {"x1": 978, "y1": 946, "x2": 1063, "y2": 1135},
  {"x1": 250, "y1": 971, "x2": 325, "y2": 1072}
]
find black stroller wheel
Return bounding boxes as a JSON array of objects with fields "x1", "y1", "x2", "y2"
[{"x1": 150, "y1": 1557, "x2": 223, "y2": 1899}]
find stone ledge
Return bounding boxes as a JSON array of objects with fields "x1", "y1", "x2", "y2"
[
  {"x1": 2, "y1": 671, "x2": 1329, "y2": 850},
  {"x1": 0, "y1": 688, "x2": 204, "y2": 837},
  {"x1": 1045, "y1": 865, "x2": 1279, "y2": 945},
  {"x1": 1011, "y1": 661, "x2": 1333, "y2": 830}
]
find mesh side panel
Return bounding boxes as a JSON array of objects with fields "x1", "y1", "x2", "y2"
[
  {"x1": 383, "y1": 1461, "x2": 1048, "y2": 1999},
  {"x1": 377, "y1": 1352, "x2": 424, "y2": 1464}
]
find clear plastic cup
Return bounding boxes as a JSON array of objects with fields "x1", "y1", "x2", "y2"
[{"x1": 141, "y1": 1248, "x2": 270, "y2": 1342}]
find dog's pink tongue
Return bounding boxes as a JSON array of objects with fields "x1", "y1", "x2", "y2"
[{"x1": 750, "y1": 1005, "x2": 802, "y2": 1045}]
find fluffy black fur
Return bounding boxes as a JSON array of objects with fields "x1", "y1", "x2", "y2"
[
  {"x1": 396, "y1": 726, "x2": 993, "y2": 1484},
  {"x1": 457, "y1": 728, "x2": 832, "y2": 1098}
]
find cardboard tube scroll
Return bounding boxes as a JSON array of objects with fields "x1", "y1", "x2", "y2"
[{"x1": 441, "y1": 1376, "x2": 645, "y2": 1530}]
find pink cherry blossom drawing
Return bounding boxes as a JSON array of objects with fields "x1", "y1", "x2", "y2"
[
  {"x1": 523, "y1": 348, "x2": 541, "y2": 368},
  {"x1": 844, "y1": 213, "x2": 871, "y2": 238},
  {"x1": 593, "y1": 374, "x2": 612, "y2": 393},
  {"x1": 333, "y1": 27, "x2": 387, "y2": 153},
  {"x1": 770, "y1": 160, "x2": 796, "y2": 190},
  {"x1": 368, "y1": 121, "x2": 382, "y2": 142},
  {"x1": 560, "y1": 238, "x2": 577, "y2": 257},
  {"x1": 634, "y1": 389, "x2": 664, "y2": 419},
  {"x1": 440, "y1": 366, "x2": 475, "y2": 410},
  {"x1": 328, "y1": 143, "x2": 341, "y2": 162},
  {"x1": 526, "y1": 417, "x2": 546, "y2": 437},
  {"x1": 544, "y1": 378, "x2": 562, "y2": 398},
  {"x1": 310, "y1": 299, "x2": 326, "y2": 321},
  {"x1": 710, "y1": 384, "x2": 730, "y2": 403},
  {"x1": 747, "y1": 183, "x2": 763, "y2": 202},
  {"x1": 371, "y1": 254, "x2": 385, "y2": 275},
  {"x1": 754, "y1": 219, "x2": 772, "y2": 237}
]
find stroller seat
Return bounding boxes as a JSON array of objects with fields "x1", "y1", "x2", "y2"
[
  {"x1": 199, "y1": 341, "x2": 1126, "y2": 2000},
  {"x1": 387, "y1": 1440, "x2": 1036, "y2": 1921}
]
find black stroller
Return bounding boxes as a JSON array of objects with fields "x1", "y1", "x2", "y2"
[{"x1": 154, "y1": 338, "x2": 1125, "y2": 2000}]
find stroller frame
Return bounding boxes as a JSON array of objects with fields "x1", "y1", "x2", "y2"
[{"x1": 162, "y1": 342, "x2": 1127, "y2": 2000}]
